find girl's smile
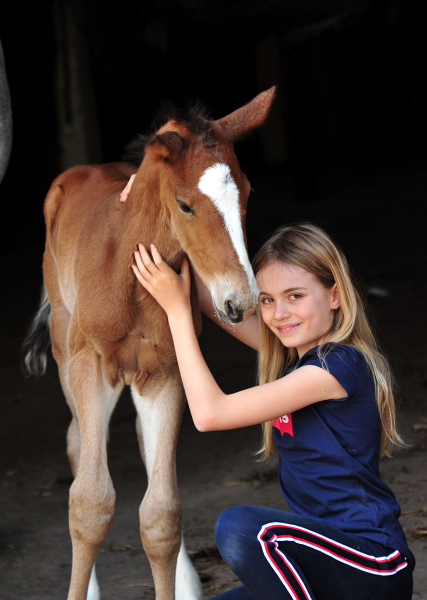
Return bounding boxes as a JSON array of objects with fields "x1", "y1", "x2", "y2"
[
  {"x1": 277, "y1": 323, "x2": 301, "y2": 334},
  {"x1": 256, "y1": 261, "x2": 340, "y2": 357}
]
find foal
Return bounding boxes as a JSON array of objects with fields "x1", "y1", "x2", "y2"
[{"x1": 24, "y1": 88, "x2": 275, "y2": 600}]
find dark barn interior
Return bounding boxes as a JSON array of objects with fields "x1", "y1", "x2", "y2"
[{"x1": 1, "y1": 1, "x2": 427, "y2": 598}]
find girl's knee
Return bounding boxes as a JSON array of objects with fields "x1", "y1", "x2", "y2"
[
  {"x1": 215, "y1": 506, "x2": 256, "y2": 541},
  {"x1": 215, "y1": 506, "x2": 261, "y2": 569}
]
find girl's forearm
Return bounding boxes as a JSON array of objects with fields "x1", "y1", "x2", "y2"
[{"x1": 167, "y1": 310, "x2": 227, "y2": 431}]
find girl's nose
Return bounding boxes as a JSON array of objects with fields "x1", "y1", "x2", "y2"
[{"x1": 274, "y1": 301, "x2": 291, "y2": 320}]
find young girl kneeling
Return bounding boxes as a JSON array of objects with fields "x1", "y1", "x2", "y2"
[{"x1": 132, "y1": 222, "x2": 414, "y2": 600}]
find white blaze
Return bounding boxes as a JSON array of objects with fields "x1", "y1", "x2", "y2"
[{"x1": 197, "y1": 163, "x2": 257, "y2": 289}]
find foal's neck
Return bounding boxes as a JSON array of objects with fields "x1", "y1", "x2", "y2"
[{"x1": 120, "y1": 167, "x2": 183, "y2": 271}]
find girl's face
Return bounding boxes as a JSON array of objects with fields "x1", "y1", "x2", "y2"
[{"x1": 256, "y1": 260, "x2": 340, "y2": 358}]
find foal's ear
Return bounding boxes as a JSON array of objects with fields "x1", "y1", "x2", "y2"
[
  {"x1": 215, "y1": 87, "x2": 276, "y2": 142},
  {"x1": 146, "y1": 132, "x2": 184, "y2": 163}
]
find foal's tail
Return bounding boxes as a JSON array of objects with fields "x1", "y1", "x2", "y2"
[{"x1": 22, "y1": 285, "x2": 52, "y2": 377}]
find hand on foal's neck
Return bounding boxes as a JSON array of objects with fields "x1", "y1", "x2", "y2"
[{"x1": 120, "y1": 174, "x2": 135, "y2": 203}]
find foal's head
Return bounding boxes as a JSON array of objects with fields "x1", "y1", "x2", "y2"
[{"x1": 135, "y1": 89, "x2": 275, "y2": 323}]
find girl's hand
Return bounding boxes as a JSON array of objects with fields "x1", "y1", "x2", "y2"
[
  {"x1": 120, "y1": 174, "x2": 135, "y2": 202},
  {"x1": 132, "y1": 244, "x2": 191, "y2": 317}
]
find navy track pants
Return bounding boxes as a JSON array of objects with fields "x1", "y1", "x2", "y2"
[{"x1": 212, "y1": 506, "x2": 413, "y2": 600}]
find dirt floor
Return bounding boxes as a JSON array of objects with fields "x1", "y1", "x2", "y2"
[{"x1": 1, "y1": 151, "x2": 427, "y2": 599}]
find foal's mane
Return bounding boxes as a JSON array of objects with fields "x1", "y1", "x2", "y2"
[{"x1": 122, "y1": 101, "x2": 214, "y2": 167}]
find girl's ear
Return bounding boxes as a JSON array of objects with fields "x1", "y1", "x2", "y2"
[{"x1": 330, "y1": 284, "x2": 340, "y2": 310}]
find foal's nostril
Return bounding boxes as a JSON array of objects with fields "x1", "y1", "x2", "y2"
[{"x1": 225, "y1": 299, "x2": 243, "y2": 323}]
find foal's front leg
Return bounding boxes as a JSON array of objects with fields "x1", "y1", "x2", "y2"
[
  {"x1": 132, "y1": 373, "x2": 202, "y2": 600},
  {"x1": 66, "y1": 349, "x2": 121, "y2": 600}
]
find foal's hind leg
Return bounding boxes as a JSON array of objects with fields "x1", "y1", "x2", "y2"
[
  {"x1": 65, "y1": 348, "x2": 122, "y2": 600},
  {"x1": 132, "y1": 372, "x2": 202, "y2": 600}
]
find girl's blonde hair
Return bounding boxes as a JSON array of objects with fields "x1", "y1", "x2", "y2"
[{"x1": 252, "y1": 222, "x2": 403, "y2": 459}]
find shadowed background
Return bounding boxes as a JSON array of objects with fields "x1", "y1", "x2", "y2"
[{"x1": 1, "y1": 0, "x2": 426, "y2": 262}]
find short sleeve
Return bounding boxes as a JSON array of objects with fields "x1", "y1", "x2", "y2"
[{"x1": 297, "y1": 344, "x2": 369, "y2": 401}]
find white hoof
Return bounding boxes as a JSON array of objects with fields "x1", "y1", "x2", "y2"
[
  {"x1": 86, "y1": 566, "x2": 100, "y2": 600},
  {"x1": 175, "y1": 536, "x2": 203, "y2": 600}
]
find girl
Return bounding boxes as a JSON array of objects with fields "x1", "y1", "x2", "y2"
[{"x1": 132, "y1": 222, "x2": 414, "y2": 600}]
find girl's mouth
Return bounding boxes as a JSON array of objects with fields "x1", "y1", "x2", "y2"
[{"x1": 277, "y1": 323, "x2": 300, "y2": 335}]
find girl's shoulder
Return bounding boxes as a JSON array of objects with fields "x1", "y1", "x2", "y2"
[
  {"x1": 299, "y1": 343, "x2": 363, "y2": 366},
  {"x1": 297, "y1": 343, "x2": 371, "y2": 399}
]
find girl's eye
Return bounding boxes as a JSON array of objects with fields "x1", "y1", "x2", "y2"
[
  {"x1": 261, "y1": 297, "x2": 274, "y2": 304},
  {"x1": 290, "y1": 293, "x2": 303, "y2": 300},
  {"x1": 177, "y1": 200, "x2": 194, "y2": 215}
]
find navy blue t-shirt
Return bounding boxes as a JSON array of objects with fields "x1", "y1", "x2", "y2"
[{"x1": 272, "y1": 343, "x2": 415, "y2": 569}]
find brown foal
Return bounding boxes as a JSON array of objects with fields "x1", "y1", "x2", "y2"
[{"x1": 24, "y1": 88, "x2": 275, "y2": 600}]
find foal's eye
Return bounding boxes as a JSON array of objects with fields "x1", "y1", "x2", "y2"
[{"x1": 177, "y1": 200, "x2": 194, "y2": 215}]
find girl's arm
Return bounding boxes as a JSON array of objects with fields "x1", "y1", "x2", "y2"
[{"x1": 133, "y1": 244, "x2": 346, "y2": 432}]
